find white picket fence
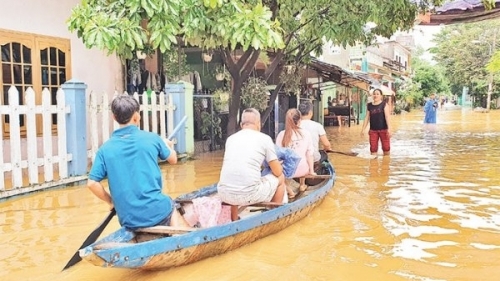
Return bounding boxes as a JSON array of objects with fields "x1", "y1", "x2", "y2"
[
  {"x1": 0, "y1": 86, "x2": 176, "y2": 199},
  {"x1": 0, "y1": 86, "x2": 82, "y2": 197},
  {"x1": 87, "y1": 90, "x2": 176, "y2": 162}
]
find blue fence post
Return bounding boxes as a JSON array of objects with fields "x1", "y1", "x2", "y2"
[
  {"x1": 62, "y1": 79, "x2": 88, "y2": 176},
  {"x1": 165, "y1": 82, "x2": 194, "y2": 156}
]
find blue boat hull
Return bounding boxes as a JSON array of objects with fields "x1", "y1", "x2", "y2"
[{"x1": 79, "y1": 163, "x2": 336, "y2": 270}]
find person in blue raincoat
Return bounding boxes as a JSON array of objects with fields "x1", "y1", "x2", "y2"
[{"x1": 424, "y1": 93, "x2": 438, "y2": 124}]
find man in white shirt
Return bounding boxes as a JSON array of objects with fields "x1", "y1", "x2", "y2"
[
  {"x1": 298, "y1": 101, "x2": 332, "y2": 164},
  {"x1": 217, "y1": 108, "x2": 286, "y2": 220}
]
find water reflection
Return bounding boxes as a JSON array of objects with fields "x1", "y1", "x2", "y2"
[{"x1": 1, "y1": 109, "x2": 500, "y2": 281}]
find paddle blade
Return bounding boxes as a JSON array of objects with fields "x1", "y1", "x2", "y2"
[
  {"x1": 326, "y1": 150, "x2": 359, "y2": 156},
  {"x1": 62, "y1": 209, "x2": 116, "y2": 271}
]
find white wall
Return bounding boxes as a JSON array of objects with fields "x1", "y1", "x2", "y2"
[
  {"x1": 0, "y1": 0, "x2": 123, "y2": 93},
  {"x1": 320, "y1": 43, "x2": 351, "y2": 69}
]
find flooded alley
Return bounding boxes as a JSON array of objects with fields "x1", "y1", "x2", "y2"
[{"x1": 1, "y1": 108, "x2": 500, "y2": 281}]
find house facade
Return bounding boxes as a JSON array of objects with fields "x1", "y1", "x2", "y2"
[
  {"x1": 350, "y1": 40, "x2": 412, "y2": 90},
  {"x1": 0, "y1": 0, "x2": 123, "y2": 98},
  {"x1": 0, "y1": 1, "x2": 124, "y2": 191}
]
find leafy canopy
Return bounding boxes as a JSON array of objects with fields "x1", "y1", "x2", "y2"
[
  {"x1": 397, "y1": 46, "x2": 449, "y2": 107},
  {"x1": 431, "y1": 20, "x2": 499, "y2": 88},
  {"x1": 67, "y1": 0, "x2": 461, "y2": 61},
  {"x1": 68, "y1": 0, "x2": 284, "y2": 59}
]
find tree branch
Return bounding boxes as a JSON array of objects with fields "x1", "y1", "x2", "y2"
[
  {"x1": 221, "y1": 47, "x2": 238, "y2": 77},
  {"x1": 241, "y1": 49, "x2": 261, "y2": 81},
  {"x1": 269, "y1": 0, "x2": 279, "y2": 21},
  {"x1": 264, "y1": 51, "x2": 284, "y2": 81},
  {"x1": 236, "y1": 49, "x2": 253, "y2": 70},
  {"x1": 261, "y1": 82, "x2": 284, "y2": 124},
  {"x1": 296, "y1": 39, "x2": 323, "y2": 61}
]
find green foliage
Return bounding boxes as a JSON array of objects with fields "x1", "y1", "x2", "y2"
[
  {"x1": 67, "y1": 0, "x2": 490, "y2": 130},
  {"x1": 279, "y1": 64, "x2": 304, "y2": 95},
  {"x1": 162, "y1": 48, "x2": 191, "y2": 81},
  {"x1": 67, "y1": 0, "x2": 469, "y2": 61},
  {"x1": 241, "y1": 77, "x2": 269, "y2": 111},
  {"x1": 487, "y1": 49, "x2": 500, "y2": 72},
  {"x1": 200, "y1": 111, "x2": 222, "y2": 139},
  {"x1": 214, "y1": 65, "x2": 231, "y2": 81},
  {"x1": 431, "y1": 19, "x2": 500, "y2": 100},
  {"x1": 395, "y1": 46, "x2": 449, "y2": 109},
  {"x1": 412, "y1": 63, "x2": 449, "y2": 95},
  {"x1": 212, "y1": 89, "x2": 231, "y2": 112},
  {"x1": 68, "y1": 0, "x2": 284, "y2": 59}
]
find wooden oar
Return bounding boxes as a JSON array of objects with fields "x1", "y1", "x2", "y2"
[
  {"x1": 325, "y1": 150, "x2": 378, "y2": 159},
  {"x1": 62, "y1": 209, "x2": 116, "y2": 270},
  {"x1": 325, "y1": 150, "x2": 359, "y2": 156},
  {"x1": 62, "y1": 116, "x2": 188, "y2": 271}
]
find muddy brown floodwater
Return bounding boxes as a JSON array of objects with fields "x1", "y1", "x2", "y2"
[{"x1": 1, "y1": 108, "x2": 500, "y2": 281}]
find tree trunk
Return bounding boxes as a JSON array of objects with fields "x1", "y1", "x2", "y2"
[
  {"x1": 260, "y1": 51, "x2": 285, "y2": 125},
  {"x1": 227, "y1": 78, "x2": 243, "y2": 136},
  {"x1": 220, "y1": 47, "x2": 261, "y2": 136},
  {"x1": 261, "y1": 81, "x2": 284, "y2": 125}
]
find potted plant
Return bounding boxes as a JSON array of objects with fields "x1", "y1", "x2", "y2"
[
  {"x1": 212, "y1": 88, "x2": 231, "y2": 112},
  {"x1": 214, "y1": 65, "x2": 231, "y2": 81},
  {"x1": 240, "y1": 77, "x2": 269, "y2": 111},
  {"x1": 198, "y1": 111, "x2": 222, "y2": 151},
  {"x1": 279, "y1": 63, "x2": 304, "y2": 95},
  {"x1": 202, "y1": 51, "x2": 213, "y2": 62}
]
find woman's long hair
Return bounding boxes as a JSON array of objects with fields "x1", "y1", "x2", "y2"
[{"x1": 281, "y1": 108, "x2": 302, "y2": 147}]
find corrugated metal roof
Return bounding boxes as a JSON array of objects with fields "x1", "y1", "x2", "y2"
[{"x1": 418, "y1": 0, "x2": 500, "y2": 25}]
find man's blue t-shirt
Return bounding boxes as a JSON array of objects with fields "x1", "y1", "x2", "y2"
[{"x1": 89, "y1": 125, "x2": 173, "y2": 229}]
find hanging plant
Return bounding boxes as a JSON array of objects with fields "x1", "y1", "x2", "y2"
[
  {"x1": 162, "y1": 48, "x2": 191, "y2": 82},
  {"x1": 279, "y1": 63, "x2": 304, "y2": 95},
  {"x1": 202, "y1": 50, "x2": 213, "y2": 62},
  {"x1": 214, "y1": 65, "x2": 232, "y2": 81},
  {"x1": 241, "y1": 77, "x2": 269, "y2": 111},
  {"x1": 212, "y1": 88, "x2": 231, "y2": 112}
]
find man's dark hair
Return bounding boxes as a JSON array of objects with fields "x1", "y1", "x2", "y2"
[
  {"x1": 111, "y1": 94, "x2": 140, "y2": 125},
  {"x1": 298, "y1": 101, "x2": 313, "y2": 116}
]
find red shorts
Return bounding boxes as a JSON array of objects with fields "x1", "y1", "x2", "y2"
[{"x1": 369, "y1": 129, "x2": 390, "y2": 153}]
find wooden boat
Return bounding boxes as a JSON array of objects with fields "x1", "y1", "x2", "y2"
[{"x1": 79, "y1": 161, "x2": 336, "y2": 270}]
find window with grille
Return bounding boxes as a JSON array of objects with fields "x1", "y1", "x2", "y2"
[{"x1": 0, "y1": 29, "x2": 71, "y2": 137}]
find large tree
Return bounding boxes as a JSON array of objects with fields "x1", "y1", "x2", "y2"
[
  {"x1": 431, "y1": 19, "x2": 500, "y2": 106},
  {"x1": 68, "y1": 0, "x2": 489, "y2": 134}
]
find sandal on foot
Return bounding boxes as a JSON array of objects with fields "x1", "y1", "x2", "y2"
[
  {"x1": 299, "y1": 185, "x2": 308, "y2": 192},
  {"x1": 288, "y1": 192, "x2": 296, "y2": 199}
]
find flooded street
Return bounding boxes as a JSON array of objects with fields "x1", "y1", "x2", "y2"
[{"x1": 2, "y1": 108, "x2": 500, "y2": 281}]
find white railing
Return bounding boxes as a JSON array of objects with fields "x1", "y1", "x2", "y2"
[
  {"x1": 0, "y1": 86, "x2": 78, "y2": 195},
  {"x1": 0, "y1": 87, "x2": 176, "y2": 198},
  {"x1": 87, "y1": 91, "x2": 176, "y2": 162}
]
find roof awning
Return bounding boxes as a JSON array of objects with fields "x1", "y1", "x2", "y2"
[
  {"x1": 307, "y1": 58, "x2": 371, "y2": 91},
  {"x1": 418, "y1": 0, "x2": 500, "y2": 25}
]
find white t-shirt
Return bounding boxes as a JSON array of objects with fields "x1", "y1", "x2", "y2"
[
  {"x1": 217, "y1": 129, "x2": 278, "y2": 195},
  {"x1": 300, "y1": 119, "x2": 327, "y2": 162}
]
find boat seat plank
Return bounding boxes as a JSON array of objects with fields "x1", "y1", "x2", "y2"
[{"x1": 135, "y1": 226, "x2": 197, "y2": 235}]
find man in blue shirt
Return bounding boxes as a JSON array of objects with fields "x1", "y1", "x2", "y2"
[{"x1": 87, "y1": 95, "x2": 188, "y2": 229}]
